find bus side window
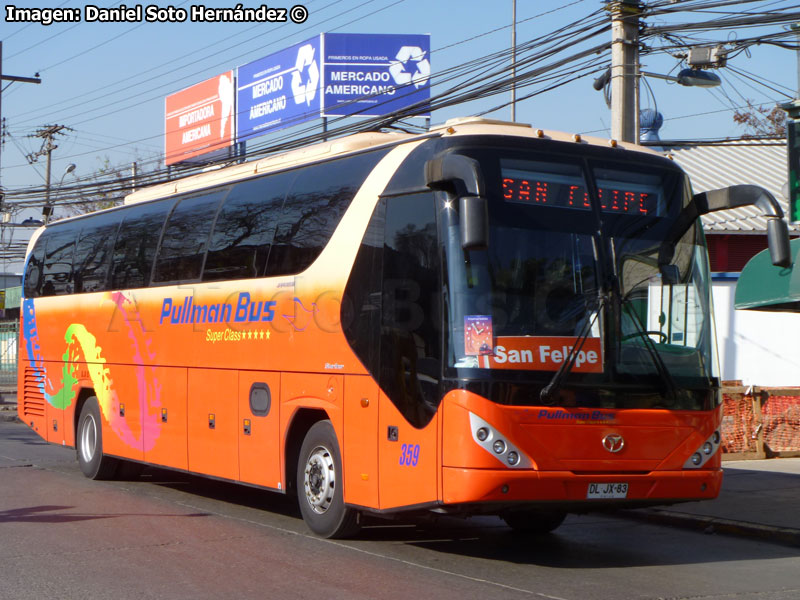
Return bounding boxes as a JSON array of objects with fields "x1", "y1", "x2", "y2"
[
  {"x1": 110, "y1": 199, "x2": 174, "y2": 290},
  {"x1": 73, "y1": 212, "x2": 122, "y2": 293},
  {"x1": 380, "y1": 193, "x2": 441, "y2": 428},
  {"x1": 203, "y1": 172, "x2": 294, "y2": 282},
  {"x1": 153, "y1": 189, "x2": 227, "y2": 284},
  {"x1": 41, "y1": 223, "x2": 81, "y2": 296},
  {"x1": 267, "y1": 150, "x2": 388, "y2": 277},
  {"x1": 23, "y1": 239, "x2": 46, "y2": 298}
]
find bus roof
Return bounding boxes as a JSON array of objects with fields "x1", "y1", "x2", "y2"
[{"x1": 124, "y1": 117, "x2": 665, "y2": 205}]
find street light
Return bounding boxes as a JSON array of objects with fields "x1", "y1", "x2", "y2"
[{"x1": 43, "y1": 163, "x2": 77, "y2": 224}]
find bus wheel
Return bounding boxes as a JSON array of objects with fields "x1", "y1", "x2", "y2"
[
  {"x1": 76, "y1": 397, "x2": 119, "y2": 480},
  {"x1": 296, "y1": 420, "x2": 360, "y2": 538},
  {"x1": 501, "y1": 509, "x2": 566, "y2": 534}
]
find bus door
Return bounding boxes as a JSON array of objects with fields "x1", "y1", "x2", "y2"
[
  {"x1": 342, "y1": 375, "x2": 380, "y2": 508},
  {"x1": 238, "y1": 371, "x2": 281, "y2": 489}
]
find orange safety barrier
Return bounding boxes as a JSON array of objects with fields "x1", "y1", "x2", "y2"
[{"x1": 721, "y1": 386, "x2": 800, "y2": 458}]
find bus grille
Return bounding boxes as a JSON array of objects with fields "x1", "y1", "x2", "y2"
[{"x1": 22, "y1": 367, "x2": 47, "y2": 418}]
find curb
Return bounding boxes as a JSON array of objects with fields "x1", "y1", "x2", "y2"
[{"x1": 621, "y1": 508, "x2": 800, "y2": 548}]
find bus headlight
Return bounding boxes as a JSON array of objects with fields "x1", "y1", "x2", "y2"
[
  {"x1": 468, "y1": 412, "x2": 532, "y2": 469},
  {"x1": 684, "y1": 429, "x2": 721, "y2": 469}
]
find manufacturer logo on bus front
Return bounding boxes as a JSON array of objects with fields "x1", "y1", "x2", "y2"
[{"x1": 602, "y1": 434, "x2": 625, "y2": 453}]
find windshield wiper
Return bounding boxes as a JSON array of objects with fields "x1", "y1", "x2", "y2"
[{"x1": 539, "y1": 294, "x2": 605, "y2": 404}]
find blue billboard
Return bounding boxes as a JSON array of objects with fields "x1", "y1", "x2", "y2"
[
  {"x1": 322, "y1": 33, "x2": 430, "y2": 117},
  {"x1": 237, "y1": 36, "x2": 322, "y2": 141}
]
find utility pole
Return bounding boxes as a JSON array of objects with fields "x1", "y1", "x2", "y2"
[
  {"x1": 0, "y1": 41, "x2": 43, "y2": 190},
  {"x1": 609, "y1": 0, "x2": 641, "y2": 143},
  {"x1": 511, "y1": 0, "x2": 517, "y2": 122},
  {"x1": 26, "y1": 125, "x2": 71, "y2": 223},
  {"x1": 780, "y1": 22, "x2": 800, "y2": 223}
]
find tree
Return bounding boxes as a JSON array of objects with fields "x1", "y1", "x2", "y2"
[
  {"x1": 733, "y1": 100, "x2": 787, "y2": 137},
  {"x1": 60, "y1": 153, "x2": 159, "y2": 217}
]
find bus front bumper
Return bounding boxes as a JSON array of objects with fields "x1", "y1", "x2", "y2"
[{"x1": 442, "y1": 466, "x2": 722, "y2": 509}]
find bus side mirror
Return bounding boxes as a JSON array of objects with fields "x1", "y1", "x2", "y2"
[
  {"x1": 766, "y1": 216, "x2": 792, "y2": 269},
  {"x1": 425, "y1": 153, "x2": 489, "y2": 250},
  {"x1": 659, "y1": 184, "x2": 792, "y2": 279},
  {"x1": 700, "y1": 185, "x2": 792, "y2": 269},
  {"x1": 459, "y1": 196, "x2": 489, "y2": 250}
]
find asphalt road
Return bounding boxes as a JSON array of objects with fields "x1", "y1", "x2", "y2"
[{"x1": 2, "y1": 419, "x2": 799, "y2": 600}]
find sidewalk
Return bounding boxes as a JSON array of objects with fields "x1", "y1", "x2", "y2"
[
  {"x1": 1, "y1": 394, "x2": 798, "y2": 546},
  {"x1": 626, "y1": 457, "x2": 800, "y2": 547}
]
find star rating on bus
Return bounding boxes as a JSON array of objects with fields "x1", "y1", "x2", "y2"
[
  {"x1": 204, "y1": 327, "x2": 272, "y2": 344},
  {"x1": 239, "y1": 329, "x2": 271, "y2": 341}
]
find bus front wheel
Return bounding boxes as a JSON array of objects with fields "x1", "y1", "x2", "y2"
[
  {"x1": 296, "y1": 420, "x2": 360, "y2": 538},
  {"x1": 76, "y1": 397, "x2": 119, "y2": 480}
]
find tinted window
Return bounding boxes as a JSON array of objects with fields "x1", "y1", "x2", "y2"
[
  {"x1": 41, "y1": 223, "x2": 81, "y2": 296},
  {"x1": 267, "y1": 150, "x2": 387, "y2": 276},
  {"x1": 342, "y1": 201, "x2": 385, "y2": 376},
  {"x1": 73, "y1": 212, "x2": 121, "y2": 293},
  {"x1": 23, "y1": 238, "x2": 46, "y2": 298},
  {"x1": 153, "y1": 189, "x2": 227, "y2": 283},
  {"x1": 379, "y1": 193, "x2": 441, "y2": 428},
  {"x1": 110, "y1": 199, "x2": 173, "y2": 289},
  {"x1": 203, "y1": 173, "x2": 294, "y2": 282}
]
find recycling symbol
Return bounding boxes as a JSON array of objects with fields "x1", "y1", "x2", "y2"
[
  {"x1": 388, "y1": 46, "x2": 430, "y2": 89},
  {"x1": 291, "y1": 43, "x2": 320, "y2": 106}
]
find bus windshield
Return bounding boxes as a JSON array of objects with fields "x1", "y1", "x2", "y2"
[{"x1": 443, "y1": 149, "x2": 717, "y2": 409}]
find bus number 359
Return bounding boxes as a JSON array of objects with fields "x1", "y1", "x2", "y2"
[{"x1": 399, "y1": 444, "x2": 421, "y2": 466}]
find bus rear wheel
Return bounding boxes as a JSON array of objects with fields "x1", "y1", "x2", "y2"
[
  {"x1": 502, "y1": 509, "x2": 567, "y2": 534},
  {"x1": 76, "y1": 397, "x2": 119, "y2": 480},
  {"x1": 296, "y1": 420, "x2": 360, "y2": 538}
]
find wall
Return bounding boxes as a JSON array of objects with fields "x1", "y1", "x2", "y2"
[{"x1": 713, "y1": 279, "x2": 800, "y2": 386}]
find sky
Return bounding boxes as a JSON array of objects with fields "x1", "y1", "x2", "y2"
[{"x1": 1, "y1": 0, "x2": 799, "y2": 233}]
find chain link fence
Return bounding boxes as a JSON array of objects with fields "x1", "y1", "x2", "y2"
[{"x1": 0, "y1": 321, "x2": 18, "y2": 394}]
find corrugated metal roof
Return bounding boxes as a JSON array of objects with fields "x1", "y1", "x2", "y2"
[{"x1": 653, "y1": 138, "x2": 795, "y2": 232}]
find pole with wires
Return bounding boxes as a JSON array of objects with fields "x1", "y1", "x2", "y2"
[
  {"x1": 511, "y1": 0, "x2": 517, "y2": 122},
  {"x1": 609, "y1": 0, "x2": 641, "y2": 143}
]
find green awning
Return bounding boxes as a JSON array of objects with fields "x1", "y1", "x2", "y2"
[{"x1": 735, "y1": 238, "x2": 800, "y2": 311}]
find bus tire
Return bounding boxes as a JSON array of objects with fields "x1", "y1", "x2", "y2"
[
  {"x1": 502, "y1": 509, "x2": 566, "y2": 534},
  {"x1": 76, "y1": 397, "x2": 119, "y2": 480},
  {"x1": 296, "y1": 420, "x2": 360, "y2": 538}
]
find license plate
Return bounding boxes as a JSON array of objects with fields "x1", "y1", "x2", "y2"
[{"x1": 587, "y1": 482, "x2": 628, "y2": 499}]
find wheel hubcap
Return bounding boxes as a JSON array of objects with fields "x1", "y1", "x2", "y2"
[
  {"x1": 304, "y1": 445, "x2": 335, "y2": 514},
  {"x1": 79, "y1": 414, "x2": 97, "y2": 464}
]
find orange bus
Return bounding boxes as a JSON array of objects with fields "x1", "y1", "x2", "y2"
[{"x1": 18, "y1": 117, "x2": 790, "y2": 538}]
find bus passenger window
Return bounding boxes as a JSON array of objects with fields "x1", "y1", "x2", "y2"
[
  {"x1": 203, "y1": 173, "x2": 294, "y2": 282},
  {"x1": 110, "y1": 199, "x2": 173, "y2": 290},
  {"x1": 73, "y1": 212, "x2": 121, "y2": 293},
  {"x1": 23, "y1": 242, "x2": 46, "y2": 298},
  {"x1": 153, "y1": 189, "x2": 227, "y2": 284},
  {"x1": 267, "y1": 150, "x2": 387, "y2": 276},
  {"x1": 41, "y1": 223, "x2": 81, "y2": 296}
]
